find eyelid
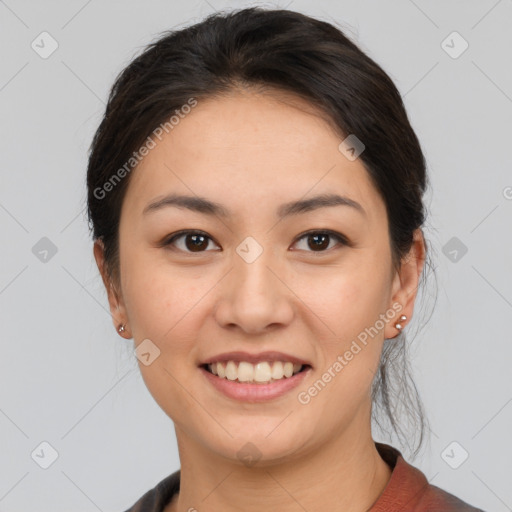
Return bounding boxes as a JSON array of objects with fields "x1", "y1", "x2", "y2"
[{"x1": 161, "y1": 229, "x2": 349, "y2": 253}]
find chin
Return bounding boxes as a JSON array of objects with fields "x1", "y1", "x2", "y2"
[{"x1": 202, "y1": 420, "x2": 313, "y2": 466}]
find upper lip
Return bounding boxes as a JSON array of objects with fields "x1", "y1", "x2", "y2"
[{"x1": 200, "y1": 351, "x2": 312, "y2": 367}]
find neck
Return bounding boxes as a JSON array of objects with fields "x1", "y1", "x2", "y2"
[{"x1": 168, "y1": 422, "x2": 392, "y2": 512}]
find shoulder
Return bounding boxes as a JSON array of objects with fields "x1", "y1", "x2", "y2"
[
  {"x1": 418, "y1": 483, "x2": 486, "y2": 511},
  {"x1": 372, "y1": 443, "x2": 486, "y2": 512},
  {"x1": 122, "y1": 469, "x2": 180, "y2": 512}
]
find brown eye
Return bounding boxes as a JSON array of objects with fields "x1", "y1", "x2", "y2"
[
  {"x1": 163, "y1": 230, "x2": 219, "y2": 253},
  {"x1": 162, "y1": 229, "x2": 348, "y2": 254},
  {"x1": 293, "y1": 231, "x2": 348, "y2": 252}
]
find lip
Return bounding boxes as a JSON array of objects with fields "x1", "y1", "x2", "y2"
[
  {"x1": 200, "y1": 365, "x2": 312, "y2": 403},
  {"x1": 199, "y1": 351, "x2": 312, "y2": 366}
]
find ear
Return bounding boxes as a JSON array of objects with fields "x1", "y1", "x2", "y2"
[
  {"x1": 384, "y1": 228, "x2": 426, "y2": 340},
  {"x1": 93, "y1": 238, "x2": 131, "y2": 338}
]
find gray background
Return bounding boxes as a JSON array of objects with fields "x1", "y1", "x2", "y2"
[{"x1": 1, "y1": 0, "x2": 511, "y2": 511}]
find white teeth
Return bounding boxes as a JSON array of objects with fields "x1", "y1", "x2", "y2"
[
  {"x1": 254, "y1": 362, "x2": 272, "y2": 382},
  {"x1": 225, "y1": 361, "x2": 237, "y2": 381},
  {"x1": 237, "y1": 362, "x2": 254, "y2": 382},
  {"x1": 206, "y1": 360, "x2": 304, "y2": 383},
  {"x1": 271, "y1": 361, "x2": 284, "y2": 379}
]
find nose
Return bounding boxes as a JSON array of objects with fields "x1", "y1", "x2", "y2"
[{"x1": 214, "y1": 248, "x2": 294, "y2": 335}]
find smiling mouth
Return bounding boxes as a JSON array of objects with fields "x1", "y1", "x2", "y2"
[{"x1": 201, "y1": 360, "x2": 311, "y2": 384}]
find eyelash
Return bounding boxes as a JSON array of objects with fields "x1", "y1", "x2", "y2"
[{"x1": 161, "y1": 229, "x2": 349, "y2": 254}]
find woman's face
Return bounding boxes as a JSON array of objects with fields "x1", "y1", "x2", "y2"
[{"x1": 97, "y1": 90, "x2": 423, "y2": 465}]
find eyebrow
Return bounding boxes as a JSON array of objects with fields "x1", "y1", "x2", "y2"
[{"x1": 142, "y1": 193, "x2": 366, "y2": 218}]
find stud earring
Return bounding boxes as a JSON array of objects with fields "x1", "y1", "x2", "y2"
[
  {"x1": 394, "y1": 315, "x2": 407, "y2": 330},
  {"x1": 118, "y1": 324, "x2": 126, "y2": 334}
]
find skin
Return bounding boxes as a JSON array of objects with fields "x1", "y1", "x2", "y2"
[{"x1": 94, "y1": 88, "x2": 425, "y2": 512}]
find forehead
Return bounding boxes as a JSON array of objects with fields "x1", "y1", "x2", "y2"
[{"x1": 122, "y1": 90, "x2": 384, "y2": 223}]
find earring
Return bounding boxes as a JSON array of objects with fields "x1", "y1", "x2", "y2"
[
  {"x1": 394, "y1": 315, "x2": 407, "y2": 330},
  {"x1": 118, "y1": 324, "x2": 126, "y2": 334}
]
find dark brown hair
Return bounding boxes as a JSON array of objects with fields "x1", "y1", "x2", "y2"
[{"x1": 86, "y1": 6, "x2": 435, "y2": 458}]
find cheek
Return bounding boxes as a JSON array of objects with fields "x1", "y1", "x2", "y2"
[
  {"x1": 298, "y1": 264, "x2": 388, "y2": 399},
  {"x1": 120, "y1": 245, "x2": 203, "y2": 341},
  {"x1": 298, "y1": 261, "x2": 388, "y2": 337},
  {"x1": 120, "y1": 256, "x2": 206, "y2": 421}
]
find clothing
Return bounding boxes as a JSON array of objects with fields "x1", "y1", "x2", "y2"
[{"x1": 122, "y1": 442, "x2": 485, "y2": 511}]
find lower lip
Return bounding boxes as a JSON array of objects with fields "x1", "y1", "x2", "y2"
[{"x1": 200, "y1": 365, "x2": 312, "y2": 402}]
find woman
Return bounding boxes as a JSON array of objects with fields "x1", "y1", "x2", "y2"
[{"x1": 87, "y1": 7, "x2": 484, "y2": 511}]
